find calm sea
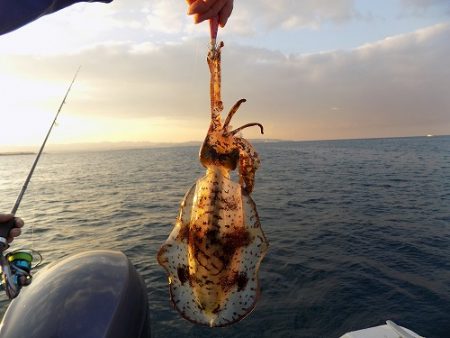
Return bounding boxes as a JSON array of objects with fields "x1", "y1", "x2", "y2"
[{"x1": 0, "y1": 136, "x2": 449, "y2": 337}]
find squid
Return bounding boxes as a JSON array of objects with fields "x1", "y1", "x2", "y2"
[{"x1": 157, "y1": 40, "x2": 268, "y2": 327}]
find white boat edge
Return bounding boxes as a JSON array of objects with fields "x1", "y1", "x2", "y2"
[{"x1": 340, "y1": 320, "x2": 425, "y2": 338}]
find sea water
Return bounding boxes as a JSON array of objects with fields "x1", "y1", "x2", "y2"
[{"x1": 0, "y1": 136, "x2": 449, "y2": 337}]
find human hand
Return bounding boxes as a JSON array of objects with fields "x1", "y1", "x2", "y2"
[
  {"x1": 0, "y1": 214, "x2": 24, "y2": 244},
  {"x1": 186, "y1": 0, "x2": 234, "y2": 27}
]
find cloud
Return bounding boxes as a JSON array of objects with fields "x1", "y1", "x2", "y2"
[
  {"x1": 187, "y1": 0, "x2": 359, "y2": 35},
  {"x1": 244, "y1": 0, "x2": 357, "y2": 29},
  {"x1": 142, "y1": 1, "x2": 187, "y2": 34},
  {"x1": 109, "y1": 0, "x2": 449, "y2": 36},
  {"x1": 1, "y1": 23, "x2": 449, "y2": 142},
  {"x1": 401, "y1": 0, "x2": 450, "y2": 9},
  {"x1": 104, "y1": 0, "x2": 201, "y2": 36},
  {"x1": 110, "y1": 0, "x2": 359, "y2": 36},
  {"x1": 400, "y1": 0, "x2": 450, "y2": 14}
]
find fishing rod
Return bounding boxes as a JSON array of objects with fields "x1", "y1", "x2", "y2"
[{"x1": 0, "y1": 67, "x2": 80, "y2": 299}]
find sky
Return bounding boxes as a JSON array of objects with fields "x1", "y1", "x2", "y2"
[{"x1": 0, "y1": 0, "x2": 449, "y2": 151}]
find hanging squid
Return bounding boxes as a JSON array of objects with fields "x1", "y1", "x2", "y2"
[{"x1": 157, "y1": 37, "x2": 268, "y2": 327}]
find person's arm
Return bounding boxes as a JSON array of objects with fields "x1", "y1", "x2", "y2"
[{"x1": 0, "y1": 0, "x2": 113, "y2": 35}]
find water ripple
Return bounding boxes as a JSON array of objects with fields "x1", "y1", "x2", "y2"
[{"x1": 0, "y1": 137, "x2": 449, "y2": 337}]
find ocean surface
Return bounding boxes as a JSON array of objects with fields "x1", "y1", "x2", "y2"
[{"x1": 0, "y1": 136, "x2": 449, "y2": 337}]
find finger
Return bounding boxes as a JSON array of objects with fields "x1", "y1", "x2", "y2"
[
  {"x1": 0, "y1": 213, "x2": 14, "y2": 222},
  {"x1": 14, "y1": 217, "x2": 24, "y2": 228},
  {"x1": 7, "y1": 227, "x2": 22, "y2": 244},
  {"x1": 188, "y1": 0, "x2": 213, "y2": 15},
  {"x1": 9, "y1": 228, "x2": 21, "y2": 238},
  {"x1": 189, "y1": 0, "x2": 226, "y2": 16},
  {"x1": 218, "y1": 0, "x2": 233, "y2": 27},
  {"x1": 195, "y1": 0, "x2": 229, "y2": 23}
]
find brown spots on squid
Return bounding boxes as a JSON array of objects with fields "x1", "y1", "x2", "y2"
[
  {"x1": 188, "y1": 225, "x2": 252, "y2": 276},
  {"x1": 197, "y1": 195, "x2": 208, "y2": 209},
  {"x1": 222, "y1": 228, "x2": 251, "y2": 257},
  {"x1": 220, "y1": 271, "x2": 249, "y2": 293},
  {"x1": 176, "y1": 223, "x2": 190, "y2": 242},
  {"x1": 215, "y1": 228, "x2": 252, "y2": 270},
  {"x1": 220, "y1": 274, "x2": 236, "y2": 293},
  {"x1": 212, "y1": 304, "x2": 221, "y2": 314},
  {"x1": 236, "y1": 272, "x2": 249, "y2": 292},
  {"x1": 177, "y1": 265, "x2": 189, "y2": 285},
  {"x1": 205, "y1": 228, "x2": 221, "y2": 246},
  {"x1": 221, "y1": 195, "x2": 239, "y2": 211}
]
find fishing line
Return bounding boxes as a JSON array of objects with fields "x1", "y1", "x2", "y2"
[{"x1": 10, "y1": 66, "x2": 81, "y2": 216}]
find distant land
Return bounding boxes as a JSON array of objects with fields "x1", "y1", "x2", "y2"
[
  {"x1": 0, "y1": 152, "x2": 36, "y2": 156},
  {"x1": 0, "y1": 139, "x2": 284, "y2": 153},
  {"x1": 0, "y1": 135, "x2": 447, "y2": 154}
]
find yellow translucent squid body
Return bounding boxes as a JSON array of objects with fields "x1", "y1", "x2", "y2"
[{"x1": 157, "y1": 42, "x2": 268, "y2": 327}]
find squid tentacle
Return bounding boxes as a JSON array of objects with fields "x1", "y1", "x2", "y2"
[
  {"x1": 223, "y1": 98, "x2": 247, "y2": 130},
  {"x1": 230, "y1": 123, "x2": 264, "y2": 136}
]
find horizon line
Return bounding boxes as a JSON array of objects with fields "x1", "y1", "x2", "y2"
[{"x1": 1, "y1": 134, "x2": 448, "y2": 154}]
